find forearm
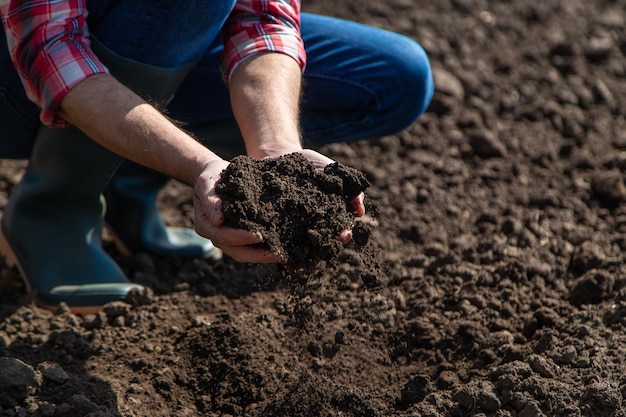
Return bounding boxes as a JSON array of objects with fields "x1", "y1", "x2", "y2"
[
  {"x1": 57, "y1": 74, "x2": 223, "y2": 186},
  {"x1": 229, "y1": 53, "x2": 304, "y2": 159}
]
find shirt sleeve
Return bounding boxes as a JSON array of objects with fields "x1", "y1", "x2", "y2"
[
  {"x1": 0, "y1": 0, "x2": 108, "y2": 126},
  {"x1": 220, "y1": 0, "x2": 306, "y2": 86}
]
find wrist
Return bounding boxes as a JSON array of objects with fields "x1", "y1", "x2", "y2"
[{"x1": 247, "y1": 139, "x2": 303, "y2": 160}]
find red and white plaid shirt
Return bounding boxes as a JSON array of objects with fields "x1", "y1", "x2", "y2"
[{"x1": 0, "y1": 0, "x2": 306, "y2": 126}]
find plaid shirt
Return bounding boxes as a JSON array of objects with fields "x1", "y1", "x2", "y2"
[{"x1": 0, "y1": 0, "x2": 305, "y2": 127}]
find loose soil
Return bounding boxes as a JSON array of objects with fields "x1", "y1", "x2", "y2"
[
  {"x1": 215, "y1": 153, "x2": 370, "y2": 267},
  {"x1": 2, "y1": 0, "x2": 626, "y2": 416}
]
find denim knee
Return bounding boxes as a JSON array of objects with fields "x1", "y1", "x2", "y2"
[{"x1": 386, "y1": 35, "x2": 434, "y2": 133}]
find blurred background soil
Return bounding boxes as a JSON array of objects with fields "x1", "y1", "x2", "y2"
[{"x1": 2, "y1": 0, "x2": 626, "y2": 416}]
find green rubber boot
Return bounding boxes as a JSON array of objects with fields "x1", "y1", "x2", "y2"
[
  {"x1": 104, "y1": 161, "x2": 221, "y2": 260},
  {"x1": 93, "y1": 39, "x2": 222, "y2": 260},
  {"x1": 0, "y1": 126, "x2": 142, "y2": 314}
]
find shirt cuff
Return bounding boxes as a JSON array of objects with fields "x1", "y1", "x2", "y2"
[
  {"x1": 221, "y1": 26, "x2": 306, "y2": 86},
  {"x1": 33, "y1": 40, "x2": 109, "y2": 127}
]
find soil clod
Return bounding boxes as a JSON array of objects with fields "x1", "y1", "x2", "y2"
[{"x1": 216, "y1": 153, "x2": 370, "y2": 267}]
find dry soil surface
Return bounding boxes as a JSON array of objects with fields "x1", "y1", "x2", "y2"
[{"x1": 3, "y1": 0, "x2": 626, "y2": 416}]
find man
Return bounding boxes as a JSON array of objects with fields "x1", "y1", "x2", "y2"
[{"x1": 0, "y1": 0, "x2": 433, "y2": 313}]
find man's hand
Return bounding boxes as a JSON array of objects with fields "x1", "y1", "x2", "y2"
[
  {"x1": 298, "y1": 149, "x2": 366, "y2": 244},
  {"x1": 192, "y1": 159, "x2": 282, "y2": 263},
  {"x1": 299, "y1": 148, "x2": 366, "y2": 215},
  {"x1": 229, "y1": 53, "x2": 365, "y2": 252}
]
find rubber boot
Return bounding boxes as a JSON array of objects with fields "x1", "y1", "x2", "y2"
[
  {"x1": 104, "y1": 161, "x2": 220, "y2": 259},
  {"x1": 0, "y1": 126, "x2": 142, "y2": 314}
]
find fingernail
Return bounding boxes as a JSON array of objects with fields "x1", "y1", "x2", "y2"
[{"x1": 339, "y1": 230, "x2": 352, "y2": 244}]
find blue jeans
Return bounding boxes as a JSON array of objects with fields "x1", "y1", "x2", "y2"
[
  {"x1": 169, "y1": 14, "x2": 434, "y2": 145},
  {"x1": 0, "y1": 0, "x2": 433, "y2": 156}
]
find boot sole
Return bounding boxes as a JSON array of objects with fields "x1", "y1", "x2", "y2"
[{"x1": 0, "y1": 225, "x2": 104, "y2": 315}]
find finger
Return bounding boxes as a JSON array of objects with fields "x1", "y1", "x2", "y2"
[
  {"x1": 225, "y1": 247, "x2": 282, "y2": 264},
  {"x1": 338, "y1": 229, "x2": 353, "y2": 245},
  {"x1": 209, "y1": 198, "x2": 224, "y2": 226},
  {"x1": 351, "y1": 192, "x2": 366, "y2": 217},
  {"x1": 193, "y1": 190, "x2": 224, "y2": 227},
  {"x1": 299, "y1": 149, "x2": 335, "y2": 171},
  {"x1": 209, "y1": 226, "x2": 281, "y2": 263},
  {"x1": 214, "y1": 227, "x2": 264, "y2": 247},
  {"x1": 194, "y1": 220, "x2": 281, "y2": 263}
]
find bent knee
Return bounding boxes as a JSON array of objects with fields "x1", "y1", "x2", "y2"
[{"x1": 391, "y1": 37, "x2": 434, "y2": 129}]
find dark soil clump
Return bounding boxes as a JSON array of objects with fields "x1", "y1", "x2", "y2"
[{"x1": 216, "y1": 153, "x2": 370, "y2": 266}]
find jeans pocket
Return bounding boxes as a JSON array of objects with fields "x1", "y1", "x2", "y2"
[{"x1": 0, "y1": 87, "x2": 39, "y2": 159}]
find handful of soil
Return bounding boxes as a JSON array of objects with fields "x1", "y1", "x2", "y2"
[{"x1": 215, "y1": 153, "x2": 370, "y2": 267}]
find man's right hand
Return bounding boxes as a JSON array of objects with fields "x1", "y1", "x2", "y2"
[{"x1": 192, "y1": 160, "x2": 282, "y2": 264}]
